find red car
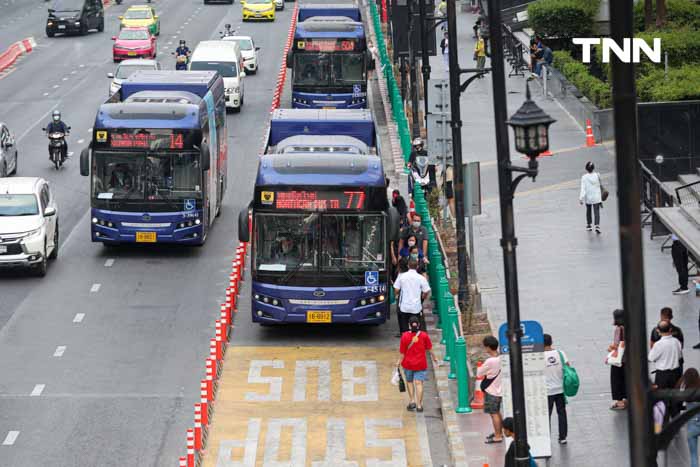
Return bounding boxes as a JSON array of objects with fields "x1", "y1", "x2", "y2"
[{"x1": 112, "y1": 27, "x2": 156, "y2": 62}]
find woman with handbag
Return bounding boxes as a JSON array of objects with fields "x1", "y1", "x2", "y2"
[
  {"x1": 607, "y1": 309, "x2": 627, "y2": 410},
  {"x1": 579, "y1": 161, "x2": 607, "y2": 234}
]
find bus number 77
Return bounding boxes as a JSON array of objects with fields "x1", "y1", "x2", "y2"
[{"x1": 344, "y1": 191, "x2": 365, "y2": 209}]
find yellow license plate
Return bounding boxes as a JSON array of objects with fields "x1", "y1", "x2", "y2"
[
  {"x1": 323, "y1": 106, "x2": 336, "y2": 109},
  {"x1": 128, "y1": 52, "x2": 137, "y2": 56},
  {"x1": 136, "y1": 231, "x2": 157, "y2": 243},
  {"x1": 307, "y1": 311, "x2": 331, "y2": 323}
]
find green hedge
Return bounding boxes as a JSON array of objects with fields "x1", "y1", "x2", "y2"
[
  {"x1": 552, "y1": 50, "x2": 611, "y2": 108},
  {"x1": 637, "y1": 65, "x2": 700, "y2": 101},
  {"x1": 634, "y1": 0, "x2": 700, "y2": 31},
  {"x1": 528, "y1": 0, "x2": 600, "y2": 38},
  {"x1": 637, "y1": 29, "x2": 700, "y2": 69}
]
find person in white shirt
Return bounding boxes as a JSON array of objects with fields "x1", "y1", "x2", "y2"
[
  {"x1": 579, "y1": 161, "x2": 603, "y2": 234},
  {"x1": 393, "y1": 259, "x2": 431, "y2": 334},
  {"x1": 649, "y1": 320, "x2": 683, "y2": 390},
  {"x1": 544, "y1": 333, "x2": 569, "y2": 444}
]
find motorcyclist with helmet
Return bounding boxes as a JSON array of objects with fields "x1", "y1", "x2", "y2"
[
  {"x1": 220, "y1": 24, "x2": 234, "y2": 38},
  {"x1": 45, "y1": 110, "x2": 70, "y2": 163},
  {"x1": 407, "y1": 138, "x2": 435, "y2": 196},
  {"x1": 174, "y1": 40, "x2": 191, "y2": 70}
]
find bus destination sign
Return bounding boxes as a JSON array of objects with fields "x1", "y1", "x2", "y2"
[
  {"x1": 297, "y1": 39, "x2": 355, "y2": 52},
  {"x1": 94, "y1": 129, "x2": 198, "y2": 151},
  {"x1": 262, "y1": 190, "x2": 366, "y2": 210}
]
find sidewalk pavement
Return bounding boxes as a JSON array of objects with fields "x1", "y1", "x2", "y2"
[{"x1": 427, "y1": 8, "x2": 700, "y2": 467}]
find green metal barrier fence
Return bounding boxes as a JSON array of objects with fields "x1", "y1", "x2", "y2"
[{"x1": 369, "y1": 2, "x2": 471, "y2": 414}]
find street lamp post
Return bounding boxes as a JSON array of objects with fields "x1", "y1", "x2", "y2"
[
  {"x1": 486, "y1": 1, "x2": 555, "y2": 464},
  {"x1": 407, "y1": 0, "x2": 420, "y2": 137},
  {"x1": 417, "y1": 0, "x2": 430, "y2": 123}
]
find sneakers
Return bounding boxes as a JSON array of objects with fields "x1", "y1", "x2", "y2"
[
  {"x1": 673, "y1": 287, "x2": 690, "y2": 295},
  {"x1": 586, "y1": 225, "x2": 592, "y2": 231},
  {"x1": 559, "y1": 439, "x2": 568, "y2": 445},
  {"x1": 693, "y1": 342, "x2": 700, "y2": 349},
  {"x1": 595, "y1": 225, "x2": 601, "y2": 234}
]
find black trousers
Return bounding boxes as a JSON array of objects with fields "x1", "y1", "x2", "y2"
[
  {"x1": 398, "y1": 310, "x2": 425, "y2": 334},
  {"x1": 655, "y1": 368, "x2": 682, "y2": 390},
  {"x1": 548, "y1": 393, "x2": 568, "y2": 440},
  {"x1": 586, "y1": 203, "x2": 601, "y2": 226},
  {"x1": 610, "y1": 364, "x2": 626, "y2": 401},
  {"x1": 672, "y1": 240, "x2": 689, "y2": 289}
]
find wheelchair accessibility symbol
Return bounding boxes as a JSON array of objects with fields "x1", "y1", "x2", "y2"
[
  {"x1": 365, "y1": 271, "x2": 378, "y2": 286},
  {"x1": 184, "y1": 199, "x2": 196, "y2": 211}
]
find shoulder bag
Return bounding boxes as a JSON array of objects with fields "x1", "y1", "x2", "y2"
[
  {"x1": 558, "y1": 350, "x2": 580, "y2": 397},
  {"x1": 480, "y1": 367, "x2": 501, "y2": 392},
  {"x1": 598, "y1": 173, "x2": 609, "y2": 202}
]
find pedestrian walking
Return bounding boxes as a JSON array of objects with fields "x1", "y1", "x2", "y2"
[
  {"x1": 649, "y1": 320, "x2": 683, "y2": 390},
  {"x1": 579, "y1": 161, "x2": 603, "y2": 234},
  {"x1": 544, "y1": 333, "x2": 569, "y2": 444},
  {"x1": 474, "y1": 34, "x2": 486, "y2": 74},
  {"x1": 393, "y1": 259, "x2": 430, "y2": 335},
  {"x1": 607, "y1": 309, "x2": 627, "y2": 410},
  {"x1": 671, "y1": 234, "x2": 690, "y2": 294},
  {"x1": 440, "y1": 32, "x2": 449, "y2": 72},
  {"x1": 398, "y1": 211, "x2": 428, "y2": 254},
  {"x1": 502, "y1": 417, "x2": 533, "y2": 467},
  {"x1": 679, "y1": 368, "x2": 700, "y2": 467},
  {"x1": 397, "y1": 315, "x2": 439, "y2": 412},
  {"x1": 478, "y1": 335, "x2": 504, "y2": 444},
  {"x1": 392, "y1": 189, "x2": 408, "y2": 228}
]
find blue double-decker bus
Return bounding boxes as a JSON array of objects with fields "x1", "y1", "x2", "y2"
[
  {"x1": 80, "y1": 70, "x2": 227, "y2": 245},
  {"x1": 238, "y1": 109, "x2": 399, "y2": 325},
  {"x1": 287, "y1": 3, "x2": 373, "y2": 109}
]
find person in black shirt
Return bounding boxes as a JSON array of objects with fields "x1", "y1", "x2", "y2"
[
  {"x1": 503, "y1": 417, "x2": 532, "y2": 467},
  {"x1": 392, "y1": 189, "x2": 408, "y2": 228},
  {"x1": 650, "y1": 307, "x2": 684, "y2": 373}
]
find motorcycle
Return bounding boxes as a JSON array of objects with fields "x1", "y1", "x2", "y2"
[
  {"x1": 43, "y1": 127, "x2": 70, "y2": 170},
  {"x1": 219, "y1": 24, "x2": 234, "y2": 39},
  {"x1": 173, "y1": 52, "x2": 189, "y2": 70},
  {"x1": 411, "y1": 154, "x2": 431, "y2": 193}
]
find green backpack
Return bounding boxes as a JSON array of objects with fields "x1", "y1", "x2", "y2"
[{"x1": 559, "y1": 350, "x2": 580, "y2": 397}]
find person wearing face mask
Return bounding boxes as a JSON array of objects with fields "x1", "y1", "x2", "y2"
[
  {"x1": 397, "y1": 315, "x2": 439, "y2": 412},
  {"x1": 391, "y1": 189, "x2": 408, "y2": 228},
  {"x1": 398, "y1": 235, "x2": 429, "y2": 274},
  {"x1": 45, "y1": 110, "x2": 70, "y2": 163},
  {"x1": 398, "y1": 212, "x2": 428, "y2": 255}
]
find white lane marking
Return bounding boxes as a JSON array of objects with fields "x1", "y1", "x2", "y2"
[
  {"x1": 43, "y1": 92, "x2": 49, "y2": 96},
  {"x1": 90, "y1": 283, "x2": 101, "y2": 293},
  {"x1": 79, "y1": 64, "x2": 85, "y2": 68},
  {"x1": 2, "y1": 431, "x2": 19, "y2": 446},
  {"x1": 77, "y1": 138, "x2": 84, "y2": 144},
  {"x1": 70, "y1": 70, "x2": 76, "y2": 74},
  {"x1": 167, "y1": 41, "x2": 173, "y2": 45},
  {"x1": 53, "y1": 346, "x2": 66, "y2": 357},
  {"x1": 73, "y1": 313, "x2": 85, "y2": 323},
  {"x1": 52, "y1": 84, "x2": 59, "y2": 88},
  {"x1": 30, "y1": 384, "x2": 45, "y2": 397},
  {"x1": 62, "y1": 77, "x2": 68, "y2": 81},
  {"x1": 104, "y1": 258, "x2": 115, "y2": 267},
  {"x1": 87, "y1": 128, "x2": 92, "y2": 133}
]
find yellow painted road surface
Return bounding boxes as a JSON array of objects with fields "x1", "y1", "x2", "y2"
[{"x1": 202, "y1": 346, "x2": 432, "y2": 466}]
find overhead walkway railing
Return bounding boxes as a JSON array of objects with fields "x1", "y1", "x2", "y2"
[{"x1": 368, "y1": 1, "x2": 471, "y2": 413}]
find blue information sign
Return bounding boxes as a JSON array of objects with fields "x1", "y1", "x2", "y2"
[
  {"x1": 364, "y1": 271, "x2": 379, "y2": 286},
  {"x1": 498, "y1": 320, "x2": 545, "y2": 355}
]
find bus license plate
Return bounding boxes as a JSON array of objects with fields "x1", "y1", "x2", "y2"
[
  {"x1": 136, "y1": 232, "x2": 157, "y2": 243},
  {"x1": 307, "y1": 311, "x2": 331, "y2": 323},
  {"x1": 58, "y1": 25, "x2": 66, "y2": 29}
]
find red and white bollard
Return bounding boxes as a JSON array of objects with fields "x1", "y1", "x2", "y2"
[
  {"x1": 221, "y1": 303, "x2": 231, "y2": 326},
  {"x1": 200, "y1": 394, "x2": 209, "y2": 425},
  {"x1": 186, "y1": 429, "x2": 195, "y2": 467},
  {"x1": 220, "y1": 310, "x2": 230, "y2": 335},
  {"x1": 211, "y1": 336, "x2": 222, "y2": 361},
  {"x1": 179, "y1": 456, "x2": 187, "y2": 467},
  {"x1": 215, "y1": 319, "x2": 226, "y2": 347},
  {"x1": 194, "y1": 403, "x2": 203, "y2": 450}
]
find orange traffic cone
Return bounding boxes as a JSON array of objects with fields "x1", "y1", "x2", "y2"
[
  {"x1": 539, "y1": 148, "x2": 553, "y2": 157},
  {"x1": 585, "y1": 119, "x2": 595, "y2": 147},
  {"x1": 471, "y1": 361, "x2": 485, "y2": 409}
]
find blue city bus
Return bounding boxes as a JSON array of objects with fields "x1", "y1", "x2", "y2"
[
  {"x1": 80, "y1": 70, "x2": 227, "y2": 245},
  {"x1": 238, "y1": 110, "x2": 399, "y2": 325},
  {"x1": 287, "y1": 3, "x2": 374, "y2": 109}
]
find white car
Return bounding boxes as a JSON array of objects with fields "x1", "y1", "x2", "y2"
[
  {"x1": 222, "y1": 35, "x2": 259, "y2": 74},
  {"x1": 107, "y1": 58, "x2": 161, "y2": 96},
  {"x1": 0, "y1": 177, "x2": 58, "y2": 276},
  {"x1": 274, "y1": 0, "x2": 284, "y2": 10}
]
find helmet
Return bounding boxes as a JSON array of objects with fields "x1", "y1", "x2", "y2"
[
  {"x1": 412, "y1": 137, "x2": 423, "y2": 147},
  {"x1": 179, "y1": 40, "x2": 186, "y2": 46},
  {"x1": 52, "y1": 110, "x2": 61, "y2": 122}
]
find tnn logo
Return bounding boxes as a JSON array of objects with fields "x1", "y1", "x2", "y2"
[{"x1": 572, "y1": 38, "x2": 661, "y2": 63}]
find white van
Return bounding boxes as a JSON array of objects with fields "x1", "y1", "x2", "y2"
[{"x1": 189, "y1": 40, "x2": 245, "y2": 111}]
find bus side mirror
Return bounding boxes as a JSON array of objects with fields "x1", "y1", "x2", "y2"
[
  {"x1": 388, "y1": 207, "x2": 400, "y2": 241},
  {"x1": 286, "y1": 50, "x2": 292, "y2": 68},
  {"x1": 238, "y1": 207, "x2": 250, "y2": 242},
  {"x1": 80, "y1": 146, "x2": 90, "y2": 176},
  {"x1": 200, "y1": 143, "x2": 210, "y2": 171}
]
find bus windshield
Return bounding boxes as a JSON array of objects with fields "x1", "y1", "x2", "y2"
[
  {"x1": 293, "y1": 54, "x2": 329, "y2": 86},
  {"x1": 92, "y1": 151, "x2": 202, "y2": 201},
  {"x1": 331, "y1": 53, "x2": 365, "y2": 84},
  {"x1": 254, "y1": 212, "x2": 384, "y2": 273}
]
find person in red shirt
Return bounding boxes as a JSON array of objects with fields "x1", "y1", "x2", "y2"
[{"x1": 397, "y1": 316, "x2": 439, "y2": 412}]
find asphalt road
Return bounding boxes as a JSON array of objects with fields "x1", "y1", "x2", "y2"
[{"x1": 0, "y1": 1, "x2": 294, "y2": 465}]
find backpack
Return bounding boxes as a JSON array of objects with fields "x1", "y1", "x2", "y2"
[{"x1": 559, "y1": 350, "x2": 580, "y2": 397}]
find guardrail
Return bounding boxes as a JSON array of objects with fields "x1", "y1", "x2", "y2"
[
  {"x1": 501, "y1": 24, "x2": 527, "y2": 77},
  {"x1": 676, "y1": 180, "x2": 700, "y2": 206},
  {"x1": 640, "y1": 160, "x2": 675, "y2": 231},
  {"x1": 369, "y1": 1, "x2": 471, "y2": 414}
]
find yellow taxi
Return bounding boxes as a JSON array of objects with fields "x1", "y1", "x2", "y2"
[
  {"x1": 119, "y1": 5, "x2": 160, "y2": 36},
  {"x1": 242, "y1": 0, "x2": 276, "y2": 21}
]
